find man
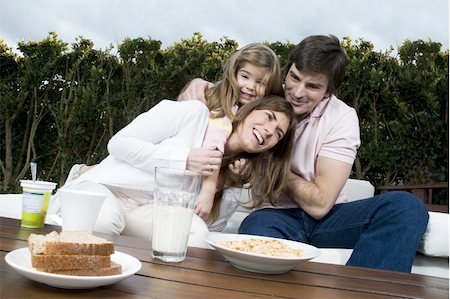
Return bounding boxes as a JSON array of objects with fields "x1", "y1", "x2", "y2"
[{"x1": 179, "y1": 35, "x2": 429, "y2": 272}]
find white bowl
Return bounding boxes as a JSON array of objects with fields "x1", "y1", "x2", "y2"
[{"x1": 206, "y1": 232, "x2": 321, "y2": 274}]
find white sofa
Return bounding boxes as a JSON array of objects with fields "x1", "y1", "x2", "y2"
[{"x1": 1, "y1": 179, "x2": 448, "y2": 278}]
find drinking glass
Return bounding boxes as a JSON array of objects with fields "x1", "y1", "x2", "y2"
[{"x1": 151, "y1": 167, "x2": 201, "y2": 262}]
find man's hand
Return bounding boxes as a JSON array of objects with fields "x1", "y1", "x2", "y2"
[
  {"x1": 187, "y1": 146, "x2": 222, "y2": 176},
  {"x1": 177, "y1": 78, "x2": 214, "y2": 104}
]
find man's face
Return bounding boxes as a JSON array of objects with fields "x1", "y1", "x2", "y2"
[{"x1": 284, "y1": 63, "x2": 330, "y2": 121}]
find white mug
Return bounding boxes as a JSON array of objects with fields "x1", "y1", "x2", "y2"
[{"x1": 60, "y1": 189, "x2": 106, "y2": 233}]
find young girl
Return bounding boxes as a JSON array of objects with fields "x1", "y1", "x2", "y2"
[{"x1": 191, "y1": 43, "x2": 284, "y2": 224}]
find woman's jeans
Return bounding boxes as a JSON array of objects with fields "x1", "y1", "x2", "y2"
[{"x1": 239, "y1": 191, "x2": 429, "y2": 272}]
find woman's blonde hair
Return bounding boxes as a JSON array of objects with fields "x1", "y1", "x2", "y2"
[
  {"x1": 205, "y1": 43, "x2": 283, "y2": 120},
  {"x1": 206, "y1": 95, "x2": 297, "y2": 224}
]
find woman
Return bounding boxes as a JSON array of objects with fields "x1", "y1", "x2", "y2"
[{"x1": 48, "y1": 96, "x2": 297, "y2": 242}]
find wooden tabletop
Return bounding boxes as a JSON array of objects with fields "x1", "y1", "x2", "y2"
[{"x1": 1, "y1": 217, "x2": 448, "y2": 299}]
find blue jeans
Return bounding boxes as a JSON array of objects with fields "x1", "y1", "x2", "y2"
[{"x1": 238, "y1": 191, "x2": 429, "y2": 272}]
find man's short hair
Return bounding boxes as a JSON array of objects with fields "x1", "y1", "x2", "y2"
[{"x1": 285, "y1": 35, "x2": 347, "y2": 94}]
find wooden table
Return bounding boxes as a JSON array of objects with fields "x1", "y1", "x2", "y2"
[{"x1": 1, "y1": 217, "x2": 448, "y2": 299}]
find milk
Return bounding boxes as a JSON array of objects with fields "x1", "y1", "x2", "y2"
[
  {"x1": 152, "y1": 205, "x2": 194, "y2": 255},
  {"x1": 152, "y1": 167, "x2": 201, "y2": 262}
]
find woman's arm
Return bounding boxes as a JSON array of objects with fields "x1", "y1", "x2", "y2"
[{"x1": 107, "y1": 100, "x2": 219, "y2": 173}]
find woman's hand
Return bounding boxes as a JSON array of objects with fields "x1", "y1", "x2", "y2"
[
  {"x1": 177, "y1": 78, "x2": 214, "y2": 103},
  {"x1": 187, "y1": 146, "x2": 223, "y2": 176}
]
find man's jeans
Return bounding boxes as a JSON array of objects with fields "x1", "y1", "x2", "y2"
[{"x1": 238, "y1": 191, "x2": 429, "y2": 272}]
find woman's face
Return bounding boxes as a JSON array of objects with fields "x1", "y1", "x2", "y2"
[
  {"x1": 236, "y1": 63, "x2": 268, "y2": 105},
  {"x1": 235, "y1": 109, "x2": 290, "y2": 153}
]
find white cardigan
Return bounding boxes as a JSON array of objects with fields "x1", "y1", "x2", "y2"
[
  {"x1": 48, "y1": 99, "x2": 241, "y2": 231},
  {"x1": 80, "y1": 99, "x2": 209, "y2": 191}
]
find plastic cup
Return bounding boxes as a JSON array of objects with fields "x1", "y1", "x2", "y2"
[
  {"x1": 151, "y1": 167, "x2": 201, "y2": 262},
  {"x1": 60, "y1": 189, "x2": 106, "y2": 233},
  {"x1": 20, "y1": 180, "x2": 57, "y2": 228}
]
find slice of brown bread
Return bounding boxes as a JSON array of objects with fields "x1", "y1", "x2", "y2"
[
  {"x1": 28, "y1": 231, "x2": 114, "y2": 256},
  {"x1": 37, "y1": 262, "x2": 122, "y2": 276},
  {"x1": 31, "y1": 254, "x2": 111, "y2": 270}
]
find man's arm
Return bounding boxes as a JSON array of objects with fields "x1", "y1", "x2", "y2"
[{"x1": 286, "y1": 156, "x2": 352, "y2": 220}]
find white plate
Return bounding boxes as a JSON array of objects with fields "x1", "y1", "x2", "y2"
[
  {"x1": 5, "y1": 247, "x2": 142, "y2": 289},
  {"x1": 206, "y1": 232, "x2": 321, "y2": 274}
]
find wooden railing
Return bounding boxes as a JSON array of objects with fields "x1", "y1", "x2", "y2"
[{"x1": 376, "y1": 182, "x2": 448, "y2": 213}]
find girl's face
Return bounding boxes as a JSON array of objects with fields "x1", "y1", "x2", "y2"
[
  {"x1": 236, "y1": 63, "x2": 268, "y2": 105},
  {"x1": 234, "y1": 109, "x2": 290, "y2": 153}
]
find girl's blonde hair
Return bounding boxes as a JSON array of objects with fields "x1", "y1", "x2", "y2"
[
  {"x1": 205, "y1": 43, "x2": 283, "y2": 120},
  {"x1": 206, "y1": 95, "x2": 297, "y2": 224}
]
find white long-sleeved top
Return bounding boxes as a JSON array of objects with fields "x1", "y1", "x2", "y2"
[
  {"x1": 49, "y1": 99, "x2": 240, "y2": 231},
  {"x1": 70, "y1": 99, "x2": 209, "y2": 195}
]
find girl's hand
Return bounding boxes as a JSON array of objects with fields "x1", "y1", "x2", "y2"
[
  {"x1": 187, "y1": 146, "x2": 222, "y2": 176},
  {"x1": 228, "y1": 158, "x2": 247, "y2": 174},
  {"x1": 194, "y1": 192, "x2": 214, "y2": 218}
]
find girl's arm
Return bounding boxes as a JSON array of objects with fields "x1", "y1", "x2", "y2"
[{"x1": 194, "y1": 170, "x2": 220, "y2": 218}]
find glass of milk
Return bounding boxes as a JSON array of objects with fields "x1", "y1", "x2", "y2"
[{"x1": 151, "y1": 167, "x2": 201, "y2": 262}]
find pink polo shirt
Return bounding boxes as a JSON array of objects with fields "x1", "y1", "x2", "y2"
[{"x1": 262, "y1": 95, "x2": 361, "y2": 208}]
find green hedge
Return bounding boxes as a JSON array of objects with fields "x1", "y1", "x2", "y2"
[{"x1": 1, "y1": 33, "x2": 448, "y2": 203}]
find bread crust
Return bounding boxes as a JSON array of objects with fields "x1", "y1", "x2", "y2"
[
  {"x1": 37, "y1": 262, "x2": 122, "y2": 276},
  {"x1": 28, "y1": 231, "x2": 114, "y2": 255},
  {"x1": 44, "y1": 242, "x2": 114, "y2": 256},
  {"x1": 32, "y1": 254, "x2": 111, "y2": 270}
]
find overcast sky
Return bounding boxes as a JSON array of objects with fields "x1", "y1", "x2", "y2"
[{"x1": 1, "y1": 0, "x2": 448, "y2": 54}]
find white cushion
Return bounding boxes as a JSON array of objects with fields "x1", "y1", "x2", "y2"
[
  {"x1": 0, "y1": 194, "x2": 59, "y2": 225},
  {"x1": 222, "y1": 210, "x2": 248, "y2": 233},
  {"x1": 0, "y1": 194, "x2": 22, "y2": 219},
  {"x1": 311, "y1": 249, "x2": 449, "y2": 278},
  {"x1": 121, "y1": 203, "x2": 211, "y2": 249},
  {"x1": 418, "y1": 212, "x2": 449, "y2": 257},
  {"x1": 411, "y1": 254, "x2": 449, "y2": 278},
  {"x1": 310, "y1": 248, "x2": 353, "y2": 265},
  {"x1": 341, "y1": 179, "x2": 375, "y2": 202}
]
